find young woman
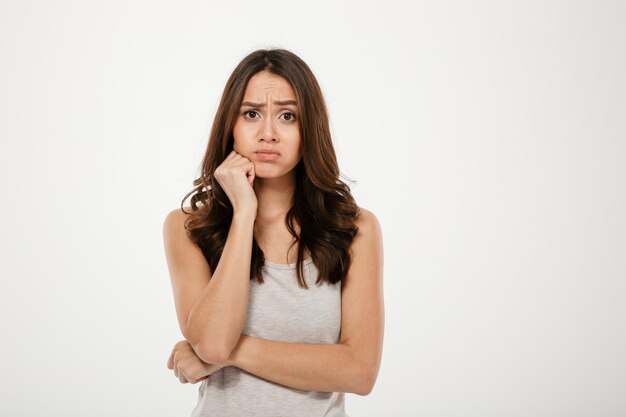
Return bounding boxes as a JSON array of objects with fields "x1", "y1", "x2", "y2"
[{"x1": 163, "y1": 48, "x2": 384, "y2": 417}]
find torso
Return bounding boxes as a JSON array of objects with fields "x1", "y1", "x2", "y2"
[
  {"x1": 182, "y1": 206, "x2": 309, "y2": 265},
  {"x1": 253, "y1": 215, "x2": 310, "y2": 265}
]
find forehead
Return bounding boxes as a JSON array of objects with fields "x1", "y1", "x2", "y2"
[{"x1": 243, "y1": 71, "x2": 296, "y2": 99}]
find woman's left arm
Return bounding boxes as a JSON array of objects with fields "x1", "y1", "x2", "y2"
[{"x1": 226, "y1": 209, "x2": 384, "y2": 396}]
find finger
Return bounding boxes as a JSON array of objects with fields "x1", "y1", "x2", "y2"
[
  {"x1": 235, "y1": 153, "x2": 252, "y2": 163},
  {"x1": 167, "y1": 350, "x2": 174, "y2": 370},
  {"x1": 225, "y1": 158, "x2": 254, "y2": 179},
  {"x1": 224, "y1": 150, "x2": 238, "y2": 162},
  {"x1": 230, "y1": 157, "x2": 252, "y2": 169},
  {"x1": 191, "y1": 375, "x2": 208, "y2": 384},
  {"x1": 178, "y1": 369, "x2": 189, "y2": 384},
  {"x1": 226, "y1": 155, "x2": 246, "y2": 169},
  {"x1": 247, "y1": 163, "x2": 255, "y2": 185}
]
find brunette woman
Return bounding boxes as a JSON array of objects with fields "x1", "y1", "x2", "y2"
[{"x1": 163, "y1": 48, "x2": 384, "y2": 417}]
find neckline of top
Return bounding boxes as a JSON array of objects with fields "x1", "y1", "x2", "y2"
[{"x1": 263, "y1": 257, "x2": 313, "y2": 270}]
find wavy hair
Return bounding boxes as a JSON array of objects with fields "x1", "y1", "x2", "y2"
[{"x1": 180, "y1": 48, "x2": 359, "y2": 288}]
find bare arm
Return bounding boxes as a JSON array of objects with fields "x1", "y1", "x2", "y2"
[
  {"x1": 166, "y1": 210, "x2": 254, "y2": 363},
  {"x1": 225, "y1": 208, "x2": 384, "y2": 396},
  {"x1": 226, "y1": 336, "x2": 369, "y2": 395},
  {"x1": 164, "y1": 152, "x2": 258, "y2": 363},
  {"x1": 184, "y1": 211, "x2": 256, "y2": 362},
  {"x1": 163, "y1": 209, "x2": 256, "y2": 364}
]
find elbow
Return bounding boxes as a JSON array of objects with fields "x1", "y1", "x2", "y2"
[
  {"x1": 352, "y1": 363, "x2": 377, "y2": 396},
  {"x1": 182, "y1": 327, "x2": 232, "y2": 365},
  {"x1": 194, "y1": 342, "x2": 232, "y2": 365},
  {"x1": 354, "y1": 373, "x2": 376, "y2": 396}
]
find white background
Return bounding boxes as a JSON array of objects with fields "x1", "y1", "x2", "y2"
[{"x1": 1, "y1": 1, "x2": 625, "y2": 416}]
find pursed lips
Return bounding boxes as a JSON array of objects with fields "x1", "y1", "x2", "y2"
[{"x1": 255, "y1": 150, "x2": 280, "y2": 161}]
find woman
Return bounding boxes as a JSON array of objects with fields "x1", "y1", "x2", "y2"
[{"x1": 162, "y1": 48, "x2": 384, "y2": 417}]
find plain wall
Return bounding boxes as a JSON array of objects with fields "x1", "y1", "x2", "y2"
[{"x1": 0, "y1": 0, "x2": 624, "y2": 416}]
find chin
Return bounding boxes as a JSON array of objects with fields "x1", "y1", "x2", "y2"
[
  {"x1": 254, "y1": 172, "x2": 285, "y2": 180},
  {"x1": 253, "y1": 166, "x2": 295, "y2": 180}
]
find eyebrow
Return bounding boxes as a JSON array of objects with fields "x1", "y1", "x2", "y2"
[{"x1": 240, "y1": 100, "x2": 298, "y2": 107}]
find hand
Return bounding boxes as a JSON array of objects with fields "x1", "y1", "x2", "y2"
[
  {"x1": 214, "y1": 150, "x2": 258, "y2": 216},
  {"x1": 167, "y1": 340, "x2": 226, "y2": 384}
]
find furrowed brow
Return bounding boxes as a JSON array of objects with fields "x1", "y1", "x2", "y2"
[{"x1": 240, "y1": 100, "x2": 298, "y2": 107}]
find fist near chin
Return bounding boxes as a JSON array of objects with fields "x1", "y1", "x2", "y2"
[{"x1": 214, "y1": 150, "x2": 257, "y2": 213}]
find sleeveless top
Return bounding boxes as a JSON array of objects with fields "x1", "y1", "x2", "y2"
[{"x1": 190, "y1": 257, "x2": 349, "y2": 417}]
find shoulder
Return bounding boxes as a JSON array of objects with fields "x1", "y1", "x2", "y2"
[
  {"x1": 164, "y1": 206, "x2": 193, "y2": 223},
  {"x1": 351, "y1": 206, "x2": 383, "y2": 256},
  {"x1": 354, "y1": 207, "x2": 382, "y2": 239},
  {"x1": 162, "y1": 206, "x2": 194, "y2": 242}
]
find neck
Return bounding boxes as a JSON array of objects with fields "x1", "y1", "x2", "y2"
[{"x1": 252, "y1": 173, "x2": 296, "y2": 222}]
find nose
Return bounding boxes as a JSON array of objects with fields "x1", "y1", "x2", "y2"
[{"x1": 259, "y1": 117, "x2": 278, "y2": 142}]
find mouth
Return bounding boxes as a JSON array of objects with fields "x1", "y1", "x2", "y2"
[{"x1": 255, "y1": 150, "x2": 280, "y2": 161}]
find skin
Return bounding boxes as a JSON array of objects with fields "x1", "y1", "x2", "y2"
[
  {"x1": 233, "y1": 70, "x2": 302, "y2": 189},
  {"x1": 230, "y1": 70, "x2": 307, "y2": 262},
  {"x1": 166, "y1": 70, "x2": 384, "y2": 395}
]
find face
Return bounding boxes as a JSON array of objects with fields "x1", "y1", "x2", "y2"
[{"x1": 232, "y1": 70, "x2": 302, "y2": 180}]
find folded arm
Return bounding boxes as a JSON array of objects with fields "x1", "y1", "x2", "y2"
[
  {"x1": 168, "y1": 208, "x2": 384, "y2": 395},
  {"x1": 227, "y1": 209, "x2": 385, "y2": 396},
  {"x1": 163, "y1": 208, "x2": 256, "y2": 364},
  {"x1": 225, "y1": 335, "x2": 370, "y2": 395}
]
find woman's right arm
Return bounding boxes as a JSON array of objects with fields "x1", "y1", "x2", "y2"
[
  {"x1": 163, "y1": 208, "x2": 256, "y2": 365},
  {"x1": 163, "y1": 151, "x2": 257, "y2": 364}
]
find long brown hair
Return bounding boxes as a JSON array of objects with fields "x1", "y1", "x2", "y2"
[{"x1": 180, "y1": 48, "x2": 359, "y2": 288}]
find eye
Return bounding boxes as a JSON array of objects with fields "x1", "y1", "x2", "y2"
[
  {"x1": 243, "y1": 110, "x2": 259, "y2": 119},
  {"x1": 281, "y1": 112, "x2": 297, "y2": 121}
]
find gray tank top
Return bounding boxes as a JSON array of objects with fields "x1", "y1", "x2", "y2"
[{"x1": 190, "y1": 257, "x2": 349, "y2": 417}]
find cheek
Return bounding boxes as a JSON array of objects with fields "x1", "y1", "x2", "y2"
[
  {"x1": 283, "y1": 126, "x2": 300, "y2": 145},
  {"x1": 293, "y1": 135, "x2": 302, "y2": 156},
  {"x1": 232, "y1": 124, "x2": 249, "y2": 152}
]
